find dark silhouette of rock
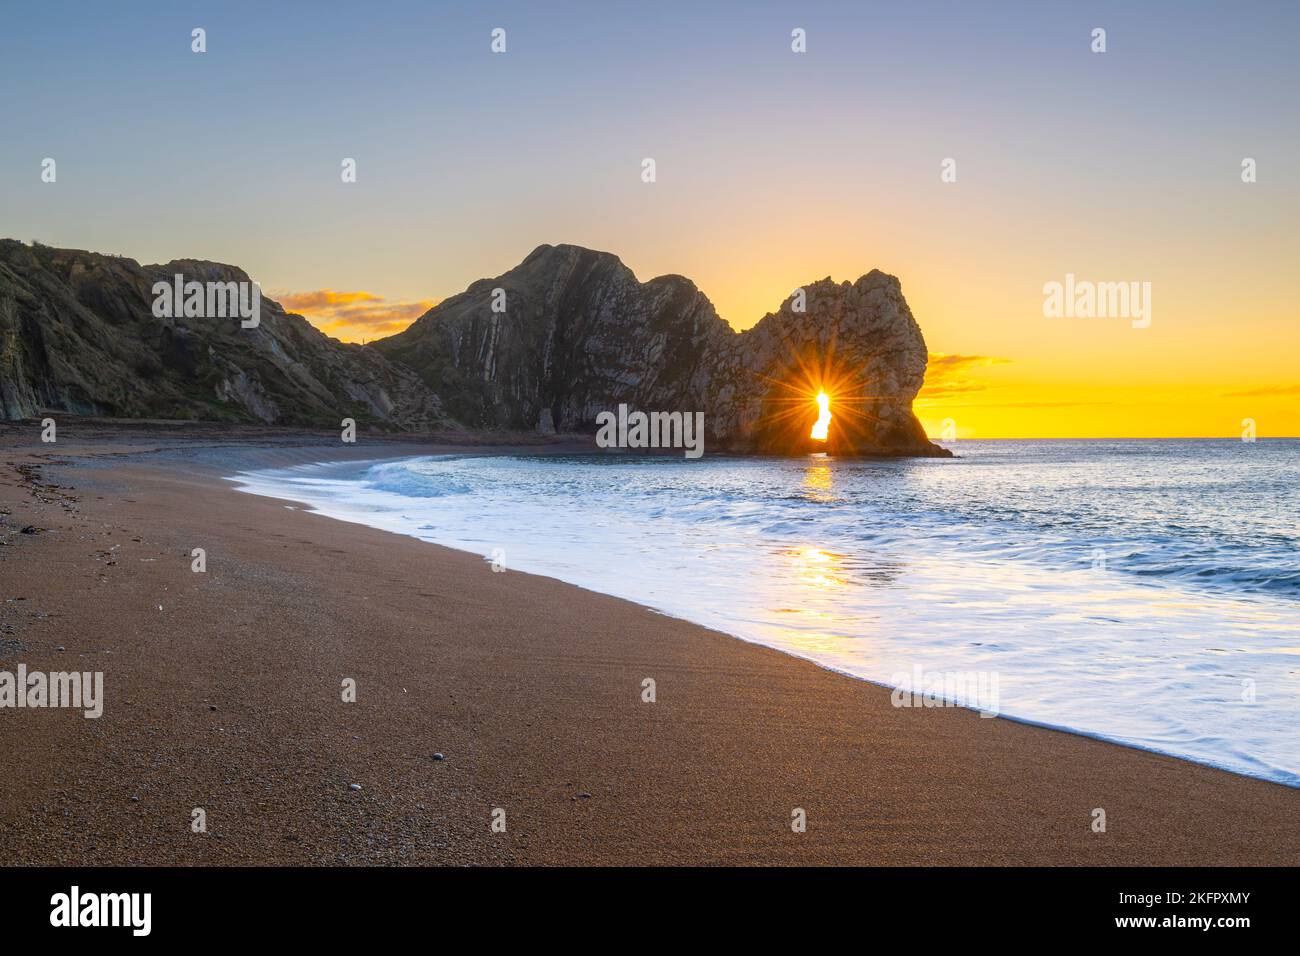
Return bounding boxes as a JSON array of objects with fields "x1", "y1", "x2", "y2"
[
  {"x1": 1, "y1": 239, "x2": 947, "y2": 456},
  {"x1": 0, "y1": 240, "x2": 448, "y2": 429},
  {"x1": 378, "y1": 244, "x2": 948, "y2": 456}
]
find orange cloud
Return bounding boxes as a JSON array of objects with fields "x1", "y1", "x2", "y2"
[
  {"x1": 918, "y1": 353, "x2": 1010, "y2": 401},
  {"x1": 271, "y1": 289, "x2": 435, "y2": 343},
  {"x1": 1221, "y1": 384, "x2": 1300, "y2": 398}
]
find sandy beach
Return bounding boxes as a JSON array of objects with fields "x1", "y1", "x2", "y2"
[{"x1": 1, "y1": 421, "x2": 1297, "y2": 866}]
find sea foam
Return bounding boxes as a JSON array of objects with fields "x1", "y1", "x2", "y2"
[{"x1": 232, "y1": 440, "x2": 1300, "y2": 787}]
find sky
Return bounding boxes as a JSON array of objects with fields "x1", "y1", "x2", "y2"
[{"x1": 2, "y1": 1, "x2": 1297, "y2": 438}]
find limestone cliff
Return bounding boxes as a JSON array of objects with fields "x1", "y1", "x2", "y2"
[
  {"x1": 0, "y1": 240, "x2": 448, "y2": 429},
  {"x1": 377, "y1": 244, "x2": 947, "y2": 456},
  {"x1": 1, "y1": 239, "x2": 947, "y2": 456}
]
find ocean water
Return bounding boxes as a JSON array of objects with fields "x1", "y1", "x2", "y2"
[{"x1": 232, "y1": 440, "x2": 1300, "y2": 787}]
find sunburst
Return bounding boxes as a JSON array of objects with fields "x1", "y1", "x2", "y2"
[{"x1": 747, "y1": 333, "x2": 891, "y2": 452}]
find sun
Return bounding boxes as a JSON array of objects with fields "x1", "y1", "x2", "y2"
[
  {"x1": 810, "y1": 391, "x2": 831, "y2": 440},
  {"x1": 746, "y1": 337, "x2": 883, "y2": 453}
]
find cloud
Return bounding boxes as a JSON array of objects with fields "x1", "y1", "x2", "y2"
[
  {"x1": 271, "y1": 289, "x2": 436, "y2": 342},
  {"x1": 1221, "y1": 384, "x2": 1300, "y2": 398},
  {"x1": 918, "y1": 353, "x2": 1011, "y2": 400},
  {"x1": 955, "y1": 400, "x2": 1115, "y2": 409},
  {"x1": 926, "y1": 354, "x2": 1010, "y2": 372},
  {"x1": 275, "y1": 290, "x2": 384, "y2": 311}
]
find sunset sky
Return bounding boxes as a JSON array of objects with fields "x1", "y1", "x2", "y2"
[{"x1": 3, "y1": 1, "x2": 1297, "y2": 437}]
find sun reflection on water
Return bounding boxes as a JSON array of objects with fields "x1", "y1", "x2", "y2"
[
  {"x1": 788, "y1": 545, "x2": 848, "y2": 591},
  {"x1": 802, "y1": 455, "x2": 835, "y2": 502}
]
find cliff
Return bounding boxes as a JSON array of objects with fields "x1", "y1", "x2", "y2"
[
  {"x1": 377, "y1": 244, "x2": 947, "y2": 456},
  {"x1": 0, "y1": 240, "x2": 448, "y2": 429},
  {"x1": 1, "y1": 239, "x2": 947, "y2": 456}
]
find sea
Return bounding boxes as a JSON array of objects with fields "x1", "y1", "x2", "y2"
[{"x1": 232, "y1": 439, "x2": 1300, "y2": 787}]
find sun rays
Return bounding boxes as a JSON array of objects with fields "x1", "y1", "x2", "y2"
[{"x1": 748, "y1": 334, "x2": 895, "y2": 452}]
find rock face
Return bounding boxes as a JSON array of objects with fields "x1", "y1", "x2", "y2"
[
  {"x1": 0, "y1": 240, "x2": 448, "y2": 429},
  {"x1": 1, "y1": 239, "x2": 947, "y2": 456},
  {"x1": 375, "y1": 244, "x2": 734, "y2": 433},
  {"x1": 378, "y1": 244, "x2": 948, "y2": 456},
  {"x1": 710, "y1": 270, "x2": 942, "y2": 456}
]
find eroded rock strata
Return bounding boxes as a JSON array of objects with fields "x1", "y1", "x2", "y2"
[
  {"x1": 379, "y1": 244, "x2": 947, "y2": 456},
  {"x1": 2, "y1": 240, "x2": 947, "y2": 456}
]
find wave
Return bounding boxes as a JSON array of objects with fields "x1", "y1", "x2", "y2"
[
  {"x1": 232, "y1": 441, "x2": 1300, "y2": 788},
  {"x1": 361, "y1": 460, "x2": 473, "y2": 498}
]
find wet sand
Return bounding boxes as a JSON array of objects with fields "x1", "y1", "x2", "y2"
[{"x1": 1, "y1": 421, "x2": 1297, "y2": 865}]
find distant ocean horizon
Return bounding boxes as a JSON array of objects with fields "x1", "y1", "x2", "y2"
[{"x1": 233, "y1": 439, "x2": 1300, "y2": 787}]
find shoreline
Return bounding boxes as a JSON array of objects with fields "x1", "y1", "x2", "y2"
[
  {"x1": 232, "y1": 448, "x2": 1300, "y2": 792},
  {"x1": 1, "y1": 422, "x2": 1298, "y2": 865}
]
